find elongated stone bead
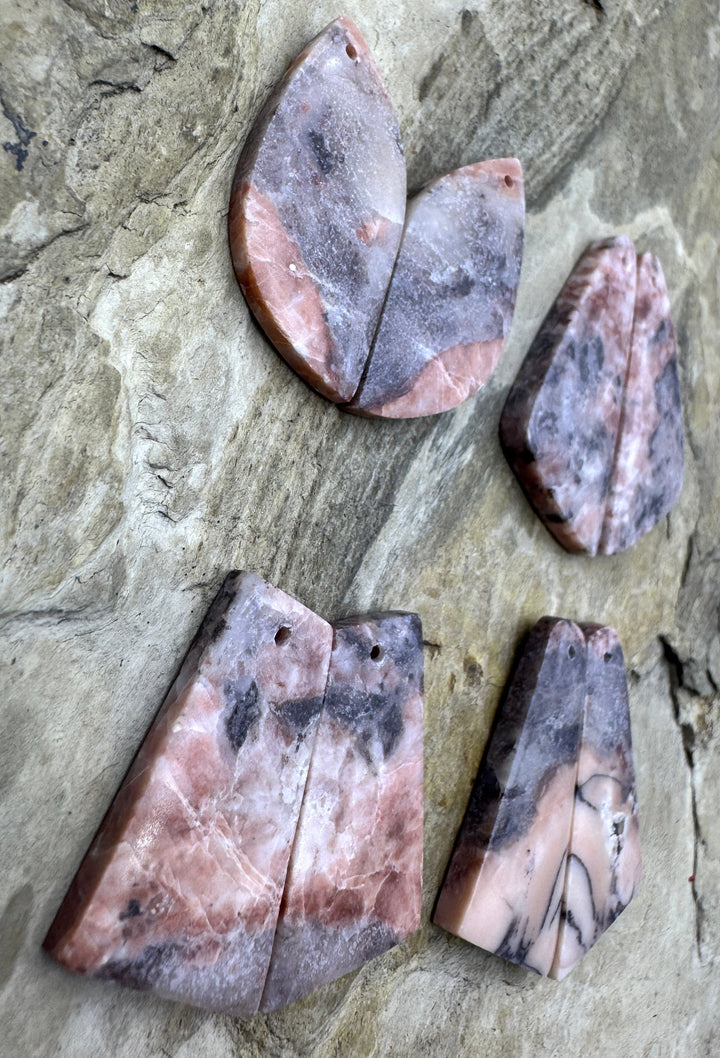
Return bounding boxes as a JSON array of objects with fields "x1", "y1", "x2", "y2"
[
  {"x1": 347, "y1": 159, "x2": 525, "y2": 418},
  {"x1": 261, "y1": 613, "x2": 424, "y2": 1010},
  {"x1": 500, "y1": 237, "x2": 636, "y2": 553},
  {"x1": 229, "y1": 17, "x2": 406, "y2": 403},
  {"x1": 548, "y1": 624, "x2": 642, "y2": 979},
  {"x1": 43, "y1": 572, "x2": 333, "y2": 1016},
  {"x1": 599, "y1": 253, "x2": 684, "y2": 554},
  {"x1": 433, "y1": 618, "x2": 586, "y2": 975}
]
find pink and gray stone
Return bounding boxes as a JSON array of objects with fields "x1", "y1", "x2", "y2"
[
  {"x1": 228, "y1": 17, "x2": 406, "y2": 403},
  {"x1": 599, "y1": 253, "x2": 684, "y2": 554},
  {"x1": 346, "y1": 159, "x2": 525, "y2": 418},
  {"x1": 500, "y1": 237, "x2": 636, "y2": 554},
  {"x1": 261, "y1": 612, "x2": 424, "y2": 1010},
  {"x1": 500, "y1": 237, "x2": 684, "y2": 554},
  {"x1": 434, "y1": 617, "x2": 641, "y2": 979},
  {"x1": 433, "y1": 618, "x2": 586, "y2": 975},
  {"x1": 549, "y1": 624, "x2": 642, "y2": 980},
  {"x1": 43, "y1": 572, "x2": 333, "y2": 1015}
]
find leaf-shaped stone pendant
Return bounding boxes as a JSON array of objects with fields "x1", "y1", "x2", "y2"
[
  {"x1": 229, "y1": 19, "x2": 525, "y2": 417},
  {"x1": 229, "y1": 17, "x2": 406, "y2": 403},
  {"x1": 347, "y1": 160, "x2": 525, "y2": 418}
]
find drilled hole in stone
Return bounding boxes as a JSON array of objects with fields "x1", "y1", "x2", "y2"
[
  {"x1": 370, "y1": 644, "x2": 383, "y2": 662},
  {"x1": 275, "y1": 626, "x2": 292, "y2": 646},
  {"x1": 346, "y1": 42, "x2": 358, "y2": 59},
  {"x1": 568, "y1": 645, "x2": 576, "y2": 659},
  {"x1": 504, "y1": 174, "x2": 514, "y2": 187}
]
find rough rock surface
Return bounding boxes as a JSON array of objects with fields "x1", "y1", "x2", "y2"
[{"x1": 1, "y1": 1, "x2": 719, "y2": 1056}]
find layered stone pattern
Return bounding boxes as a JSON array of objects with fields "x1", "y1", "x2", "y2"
[
  {"x1": 261, "y1": 613, "x2": 424, "y2": 1010},
  {"x1": 229, "y1": 18, "x2": 524, "y2": 417},
  {"x1": 228, "y1": 17, "x2": 406, "y2": 403},
  {"x1": 44, "y1": 583, "x2": 423, "y2": 1013},
  {"x1": 43, "y1": 572, "x2": 334, "y2": 1015},
  {"x1": 500, "y1": 238, "x2": 683, "y2": 553},
  {"x1": 347, "y1": 160, "x2": 525, "y2": 418},
  {"x1": 434, "y1": 617, "x2": 641, "y2": 979}
]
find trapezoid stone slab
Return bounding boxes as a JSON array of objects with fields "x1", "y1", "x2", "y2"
[
  {"x1": 499, "y1": 236, "x2": 636, "y2": 554},
  {"x1": 598, "y1": 253, "x2": 684, "y2": 555},
  {"x1": 261, "y1": 612, "x2": 424, "y2": 1010},
  {"x1": 433, "y1": 617, "x2": 586, "y2": 975},
  {"x1": 43, "y1": 572, "x2": 334, "y2": 1016},
  {"x1": 500, "y1": 237, "x2": 684, "y2": 554},
  {"x1": 548, "y1": 624, "x2": 642, "y2": 979},
  {"x1": 434, "y1": 617, "x2": 641, "y2": 979}
]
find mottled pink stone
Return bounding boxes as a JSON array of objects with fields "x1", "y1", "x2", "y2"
[
  {"x1": 599, "y1": 253, "x2": 684, "y2": 554},
  {"x1": 433, "y1": 618, "x2": 586, "y2": 975},
  {"x1": 346, "y1": 159, "x2": 525, "y2": 418},
  {"x1": 501, "y1": 238, "x2": 684, "y2": 554},
  {"x1": 549, "y1": 624, "x2": 642, "y2": 980},
  {"x1": 500, "y1": 236, "x2": 636, "y2": 553},
  {"x1": 261, "y1": 613, "x2": 424, "y2": 1010},
  {"x1": 435, "y1": 617, "x2": 641, "y2": 979},
  {"x1": 43, "y1": 572, "x2": 333, "y2": 1015},
  {"x1": 228, "y1": 17, "x2": 406, "y2": 403}
]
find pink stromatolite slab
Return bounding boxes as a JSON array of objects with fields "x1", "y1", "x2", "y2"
[
  {"x1": 599, "y1": 253, "x2": 684, "y2": 554},
  {"x1": 260, "y1": 613, "x2": 424, "y2": 1010},
  {"x1": 229, "y1": 17, "x2": 406, "y2": 403},
  {"x1": 433, "y1": 618, "x2": 585, "y2": 975},
  {"x1": 43, "y1": 572, "x2": 333, "y2": 1015},
  {"x1": 549, "y1": 624, "x2": 642, "y2": 979},
  {"x1": 347, "y1": 160, "x2": 525, "y2": 418},
  {"x1": 500, "y1": 237, "x2": 636, "y2": 553}
]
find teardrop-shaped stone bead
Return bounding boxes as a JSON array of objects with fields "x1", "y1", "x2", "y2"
[
  {"x1": 229, "y1": 17, "x2": 406, "y2": 403},
  {"x1": 347, "y1": 159, "x2": 525, "y2": 418}
]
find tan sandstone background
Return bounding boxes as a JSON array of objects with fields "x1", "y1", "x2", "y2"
[{"x1": 1, "y1": 1, "x2": 719, "y2": 1055}]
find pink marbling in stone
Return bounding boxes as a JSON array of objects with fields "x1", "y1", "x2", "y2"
[
  {"x1": 433, "y1": 618, "x2": 586, "y2": 975},
  {"x1": 500, "y1": 237, "x2": 637, "y2": 553},
  {"x1": 228, "y1": 17, "x2": 406, "y2": 403},
  {"x1": 347, "y1": 159, "x2": 524, "y2": 418},
  {"x1": 43, "y1": 572, "x2": 333, "y2": 1015},
  {"x1": 599, "y1": 253, "x2": 684, "y2": 554},
  {"x1": 549, "y1": 624, "x2": 642, "y2": 980},
  {"x1": 261, "y1": 613, "x2": 424, "y2": 1010},
  {"x1": 434, "y1": 617, "x2": 642, "y2": 980}
]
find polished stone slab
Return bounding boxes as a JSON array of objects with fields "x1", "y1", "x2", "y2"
[
  {"x1": 261, "y1": 612, "x2": 424, "y2": 1010},
  {"x1": 435, "y1": 617, "x2": 641, "y2": 979},
  {"x1": 229, "y1": 17, "x2": 406, "y2": 403},
  {"x1": 43, "y1": 572, "x2": 333, "y2": 1015},
  {"x1": 599, "y1": 253, "x2": 684, "y2": 554},
  {"x1": 500, "y1": 237, "x2": 636, "y2": 554},
  {"x1": 346, "y1": 159, "x2": 525, "y2": 418},
  {"x1": 433, "y1": 618, "x2": 586, "y2": 974},
  {"x1": 500, "y1": 237, "x2": 684, "y2": 554},
  {"x1": 549, "y1": 624, "x2": 642, "y2": 979}
]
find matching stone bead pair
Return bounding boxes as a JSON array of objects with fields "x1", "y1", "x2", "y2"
[
  {"x1": 229, "y1": 16, "x2": 684, "y2": 555},
  {"x1": 43, "y1": 13, "x2": 672, "y2": 1019}
]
